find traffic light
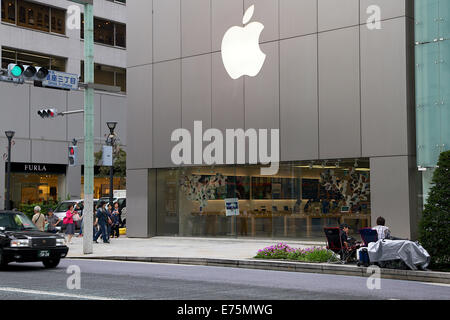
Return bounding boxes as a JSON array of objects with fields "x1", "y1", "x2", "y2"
[
  {"x1": 68, "y1": 146, "x2": 78, "y2": 167},
  {"x1": 7, "y1": 63, "x2": 48, "y2": 81},
  {"x1": 8, "y1": 64, "x2": 24, "y2": 78},
  {"x1": 37, "y1": 108, "x2": 58, "y2": 118}
]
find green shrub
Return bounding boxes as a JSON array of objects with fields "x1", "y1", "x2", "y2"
[
  {"x1": 419, "y1": 151, "x2": 450, "y2": 266},
  {"x1": 18, "y1": 202, "x2": 59, "y2": 220}
]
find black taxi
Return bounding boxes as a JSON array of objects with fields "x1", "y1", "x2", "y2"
[{"x1": 0, "y1": 210, "x2": 69, "y2": 268}]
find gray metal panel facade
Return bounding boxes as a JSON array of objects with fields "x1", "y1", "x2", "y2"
[{"x1": 127, "y1": 0, "x2": 417, "y2": 238}]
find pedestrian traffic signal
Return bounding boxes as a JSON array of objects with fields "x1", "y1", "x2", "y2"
[
  {"x1": 68, "y1": 146, "x2": 78, "y2": 167},
  {"x1": 7, "y1": 63, "x2": 48, "y2": 81},
  {"x1": 37, "y1": 108, "x2": 58, "y2": 118}
]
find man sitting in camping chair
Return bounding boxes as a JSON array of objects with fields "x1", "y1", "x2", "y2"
[
  {"x1": 324, "y1": 224, "x2": 361, "y2": 263},
  {"x1": 340, "y1": 223, "x2": 357, "y2": 247},
  {"x1": 339, "y1": 223, "x2": 361, "y2": 261}
]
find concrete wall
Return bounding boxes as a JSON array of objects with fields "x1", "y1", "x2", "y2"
[{"x1": 127, "y1": 0, "x2": 418, "y2": 238}]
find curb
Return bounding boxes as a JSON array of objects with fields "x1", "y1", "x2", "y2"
[{"x1": 69, "y1": 256, "x2": 450, "y2": 284}]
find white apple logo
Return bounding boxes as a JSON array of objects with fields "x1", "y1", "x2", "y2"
[{"x1": 221, "y1": 5, "x2": 266, "y2": 80}]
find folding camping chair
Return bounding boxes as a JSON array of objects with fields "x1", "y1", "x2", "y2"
[
  {"x1": 359, "y1": 228, "x2": 378, "y2": 246},
  {"x1": 324, "y1": 227, "x2": 357, "y2": 264},
  {"x1": 356, "y1": 228, "x2": 378, "y2": 267}
]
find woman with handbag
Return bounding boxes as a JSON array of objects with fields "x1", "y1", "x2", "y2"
[{"x1": 63, "y1": 204, "x2": 79, "y2": 244}]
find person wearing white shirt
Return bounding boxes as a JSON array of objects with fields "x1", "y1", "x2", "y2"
[{"x1": 373, "y1": 216, "x2": 391, "y2": 240}]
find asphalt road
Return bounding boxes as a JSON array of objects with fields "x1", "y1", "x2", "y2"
[{"x1": 0, "y1": 259, "x2": 449, "y2": 300}]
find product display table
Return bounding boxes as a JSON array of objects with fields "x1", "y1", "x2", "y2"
[{"x1": 190, "y1": 211, "x2": 371, "y2": 237}]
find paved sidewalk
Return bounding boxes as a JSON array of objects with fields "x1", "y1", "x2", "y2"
[
  {"x1": 66, "y1": 236, "x2": 325, "y2": 259},
  {"x1": 65, "y1": 236, "x2": 450, "y2": 284}
]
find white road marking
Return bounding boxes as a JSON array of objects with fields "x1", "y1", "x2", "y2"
[
  {"x1": 0, "y1": 287, "x2": 120, "y2": 300},
  {"x1": 419, "y1": 282, "x2": 450, "y2": 287}
]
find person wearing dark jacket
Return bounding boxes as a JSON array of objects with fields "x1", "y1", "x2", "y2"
[
  {"x1": 93, "y1": 201, "x2": 109, "y2": 244},
  {"x1": 111, "y1": 202, "x2": 121, "y2": 238}
]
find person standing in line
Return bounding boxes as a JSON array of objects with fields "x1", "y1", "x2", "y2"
[
  {"x1": 111, "y1": 202, "x2": 121, "y2": 238},
  {"x1": 93, "y1": 201, "x2": 109, "y2": 244},
  {"x1": 46, "y1": 209, "x2": 61, "y2": 234},
  {"x1": 32, "y1": 206, "x2": 46, "y2": 232},
  {"x1": 64, "y1": 204, "x2": 77, "y2": 244}
]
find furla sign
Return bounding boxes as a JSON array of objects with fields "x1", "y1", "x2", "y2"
[{"x1": 221, "y1": 5, "x2": 266, "y2": 79}]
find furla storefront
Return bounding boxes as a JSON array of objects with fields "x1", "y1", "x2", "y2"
[{"x1": 126, "y1": 1, "x2": 419, "y2": 240}]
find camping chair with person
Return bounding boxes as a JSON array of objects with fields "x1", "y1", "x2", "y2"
[{"x1": 324, "y1": 227, "x2": 358, "y2": 264}]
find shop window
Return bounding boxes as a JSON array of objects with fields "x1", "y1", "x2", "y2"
[{"x1": 154, "y1": 159, "x2": 372, "y2": 239}]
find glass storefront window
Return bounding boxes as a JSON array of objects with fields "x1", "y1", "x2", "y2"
[
  {"x1": 81, "y1": 176, "x2": 126, "y2": 199},
  {"x1": 153, "y1": 159, "x2": 371, "y2": 240},
  {"x1": 10, "y1": 173, "x2": 63, "y2": 208}
]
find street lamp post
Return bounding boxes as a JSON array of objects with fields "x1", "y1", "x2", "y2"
[
  {"x1": 5, "y1": 131, "x2": 15, "y2": 210},
  {"x1": 106, "y1": 122, "x2": 117, "y2": 206}
]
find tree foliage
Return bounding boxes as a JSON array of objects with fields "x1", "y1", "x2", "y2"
[
  {"x1": 418, "y1": 150, "x2": 450, "y2": 266},
  {"x1": 94, "y1": 147, "x2": 127, "y2": 178}
]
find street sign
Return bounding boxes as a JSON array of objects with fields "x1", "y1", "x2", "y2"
[
  {"x1": 102, "y1": 145, "x2": 113, "y2": 166},
  {"x1": 225, "y1": 198, "x2": 240, "y2": 216},
  {"x1": 42, "y1": 70, "x2": 79, "y2": 90}
]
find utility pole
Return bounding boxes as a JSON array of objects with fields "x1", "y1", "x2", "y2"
[
  {"x1": 69, "y1": 0, "x2": 94, "y2": 255},
  {"x1": 83, "y1": 0, "x2": 94, "y2": 255}
]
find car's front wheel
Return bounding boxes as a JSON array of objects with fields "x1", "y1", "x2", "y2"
[{"x1": 42, "y1": 258, "x2": 61, "y2": 268}]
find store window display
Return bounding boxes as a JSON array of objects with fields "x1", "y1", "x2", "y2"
[{"x1": 153, "y1": 159, "x2": 371, "y2": 239}]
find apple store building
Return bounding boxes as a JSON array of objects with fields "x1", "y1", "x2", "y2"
[{"x1": 126, "y1": 1, "x2": 425, "y2": 240}]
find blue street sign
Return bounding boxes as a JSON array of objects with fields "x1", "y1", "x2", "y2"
[{"x1": 42, "y1": 70, "x2": 79, "y2": 90}]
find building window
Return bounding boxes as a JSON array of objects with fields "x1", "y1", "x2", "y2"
[
  {"x1": 1, "y1": 47, "x2": 67, "y2": 71},
  {"x1": 1, "y1": 0, "x2": 16, "y2": 24},
  {"x1": 1, "y1": 0, "x2": 65, "y2": 35},
  {"x1": 81, "y1": 15, "x2": 126, "y2": 48},
  {"x1": 81, "y1": 61, "x2": 126, "y2": 92}
]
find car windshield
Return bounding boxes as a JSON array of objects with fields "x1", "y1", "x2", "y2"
[
  {"x1": 0, "y1": 212, "x2": 38, "y2": 231},
  {"x1": 54, "y1": 202, "x2": 76, "y2": 212}
]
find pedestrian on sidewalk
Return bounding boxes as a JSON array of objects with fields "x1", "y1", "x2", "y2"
[
  {"x1": 76, "y1": 202, "x2": 84, "y2": 237},
  {"x1": 63, "y1": 204, "x2": 78, "y2": 244},
  {"x1": 46, "y1": 209, "x2": 61, "y2": 234},
  {"x1": 94, "y1": 201, "x2": 109, "y2": 244},
  {"x1": 106, "y1": 203, "x2": 113, "y2": 240},
  {"x1": 111, "y1": 202, "x2": 120, "y2": 238},
  {"x1": 31, "y1": 206, "x2": 45, "y2": 232}
]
